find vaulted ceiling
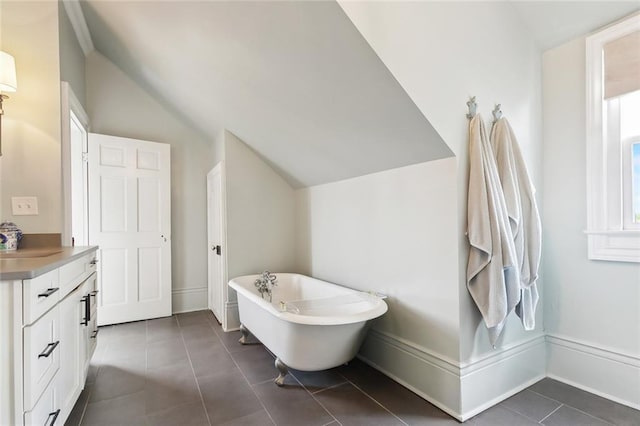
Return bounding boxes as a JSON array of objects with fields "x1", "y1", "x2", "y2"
[
  {"x1": 80, "y1": 0, "x2": 453, "y2": 188},
  {"x1": 77, "y1": 1, "x2": 638, "y2": 188}
]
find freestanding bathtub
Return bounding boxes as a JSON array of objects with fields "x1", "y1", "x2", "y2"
[{"x1": 228, "y1": 273, "x2": 387, "y2": 385}]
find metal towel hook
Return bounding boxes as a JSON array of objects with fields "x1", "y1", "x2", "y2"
[
  {"x1": 466, "y1": 96, "x2": 477, "y2": 119},
  {"x1": 492, "y1": 104, "x2": 503, "y2": 122}
]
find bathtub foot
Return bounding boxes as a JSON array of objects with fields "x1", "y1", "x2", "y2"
[
  {"x1": 274, "y1": 358, "x2": 288, "y2": 386},
  {"x1": 239, "y1": 324, "x2": 249, "y2": 344},
  {"x1": 238, "y1": 324, "x2": 255, "y2": 345}
]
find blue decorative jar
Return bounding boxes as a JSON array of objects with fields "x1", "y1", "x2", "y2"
[{"x1": 0, "y1": 221, "x2": 23, "y2": 251}]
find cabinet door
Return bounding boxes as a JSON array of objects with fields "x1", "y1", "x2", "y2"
[
  {"x1": 57, "y1": 285, "x2": 84, "y2": 424},
  {"x1": 84, "y1": 273, "x2": 98, "y2": 370}
]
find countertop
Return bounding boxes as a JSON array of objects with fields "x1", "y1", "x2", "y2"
[{"x1": 0, "y1": 246, "x2": 98, "y2": 280}]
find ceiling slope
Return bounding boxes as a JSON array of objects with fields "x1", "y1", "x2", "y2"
[{"x1": 81, "y1": 0, "x2": 453, "y2": 188}]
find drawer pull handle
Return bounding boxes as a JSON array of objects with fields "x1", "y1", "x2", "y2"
[
  {"x1": 37, "y1": 287, "x2": 59, "y2": 298},
  {"x1": 38, "y1": 341, "x2": 60, "y2": 358},
  {"x1": 91, "y1": 329, "x2": 99, "y2": 339},
  {"x1": 90, "y1": 259, "x2": 99, "y2": 265},
  {"x1": 81, "y1": 296, "x2": 90, "y2": 326},
  {"x1": 45, "y1": 409, "x2": 60, "y2": 426}
]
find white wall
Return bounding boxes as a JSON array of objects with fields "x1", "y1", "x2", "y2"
[
  {"x1": 86, "y1": 51, "x2": 212, "y2": 313},
  {"x1": 224, "y1": 131, "x2": 296, "y2": 280},
  {"x1": 320, "y1": 1, "x2": 546, "y2": 419},
  {"x1": 223, "y1": 131, "x2": 297, "y2": 328},
  {"x1": 0, "y1": 1, "x2": 62, "y2": 233},
  {"x1": 542, "y1": 37, "x2": 640, "y2": 408},
  {"x1": 296, "y1": 159, "x2": 459, "y2": 358},
  {"x1": 211, "y1": 130, "x2": 225, "y2": 169},
  {"x1": 58, "y1": 4, "x2": 86, "y2": 108}
]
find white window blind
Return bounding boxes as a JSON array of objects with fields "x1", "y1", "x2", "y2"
[{"x1": 604, "y1": 30, "x2": 640, "y2": 99}]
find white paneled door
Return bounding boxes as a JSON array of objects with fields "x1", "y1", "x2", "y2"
[{"x1": 88, "y1": 133, "x2": 171, "y2": 325}]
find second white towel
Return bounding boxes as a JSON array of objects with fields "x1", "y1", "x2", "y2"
[{"x1": 490, "y1": 117, "x2": 542, "y2": 331}]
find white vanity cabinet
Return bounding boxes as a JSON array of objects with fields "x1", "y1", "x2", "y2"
[{"x1": 0, "y1": 247, "x2": 98, "y2": 426}]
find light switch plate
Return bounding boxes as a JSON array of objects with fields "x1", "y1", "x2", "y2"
[{"x1": 11, "y1": 196, "x2": 39, "y2": 215}]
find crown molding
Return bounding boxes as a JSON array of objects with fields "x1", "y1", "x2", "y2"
[{"x1": 62, "y1": 0, "x2": 94, "y2": 56}]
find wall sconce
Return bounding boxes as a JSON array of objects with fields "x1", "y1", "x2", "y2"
[{"x1": 0, "y1": 51, "x2": 18, "y2": 156}]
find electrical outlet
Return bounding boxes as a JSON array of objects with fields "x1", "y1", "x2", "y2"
[{"x1": 11, "y1": 196, "x2": 39, "y2": 215}]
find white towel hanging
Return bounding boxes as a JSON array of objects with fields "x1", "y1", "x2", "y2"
[
  {"x1": 490, "y1": 117, "x2": 542, "y2": 331},
  {"x1": 466, "y1": 114, "x2": 521, "y2": 346}
]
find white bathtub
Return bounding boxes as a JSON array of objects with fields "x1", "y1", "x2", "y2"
[{"x1": 228, "y1": 273, "x2": 387, "y2": 383}]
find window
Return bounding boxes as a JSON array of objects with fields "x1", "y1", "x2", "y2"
[
  {"x1": 632, "y1": 142, "x2": 640, "y2": 223},
  {"x1": 585, "y1": 15, "x2": 640, "y2": 262},
  {"x1": 619, "y1": 91, "x2": 640, "y2": 229}
]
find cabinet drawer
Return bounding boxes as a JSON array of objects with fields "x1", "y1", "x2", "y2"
[
  {"x1": 24, "y1": 376, "x2": 60, "y2": 426},
  {"x1": 23, "y1": 269, "x2": 60, "y2": 326},
  {"x1": 24, "y1": 305, "x2": 60, "y2": 411},
  {"x1": 59, "y1": 253, "x2": 98, "y2": 296}
]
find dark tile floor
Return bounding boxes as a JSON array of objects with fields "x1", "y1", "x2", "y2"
[{"x1": 66, "y1": 310, "x2": 640, "y2": 426}]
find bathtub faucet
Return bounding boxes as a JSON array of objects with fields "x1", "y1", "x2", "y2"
[{"x1": 254, "y1": 271, "x2": 278, "y2": 302}]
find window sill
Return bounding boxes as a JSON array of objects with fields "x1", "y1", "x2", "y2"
[{"x1": 585, "y1": 230, "x2": 640, "y2": 262}]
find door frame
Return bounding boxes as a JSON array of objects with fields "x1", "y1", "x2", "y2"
[
  {"x1": 61, "y1": 81, "x2": 90, "y2": 246},
  {"x1": 207, "y1": 162, "x2": 228, "y2": 329}
]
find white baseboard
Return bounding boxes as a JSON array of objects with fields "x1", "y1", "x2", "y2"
[
  {"x1": 460, "y1": 335, "x2": 546, "y2": 420},
  {"x1": 359, "y1": 329, "x2": 546, "y2": 421},
  {"x1": 224, "y1": 301, "x2": 240, "y2": 331},
  {"x1": 172, "y1": 286, "x2": 208, "y2": 314},
  {"x1": 546, "y1": 334, "x2": 640, "y2": 410},
  {"x1": 358, "y1": 331, "x2": 462, "y2": 420}
]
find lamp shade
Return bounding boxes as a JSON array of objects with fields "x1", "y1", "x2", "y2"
[{"x1": 0, "y1": 51, "x2": 17, "y2": 93}]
